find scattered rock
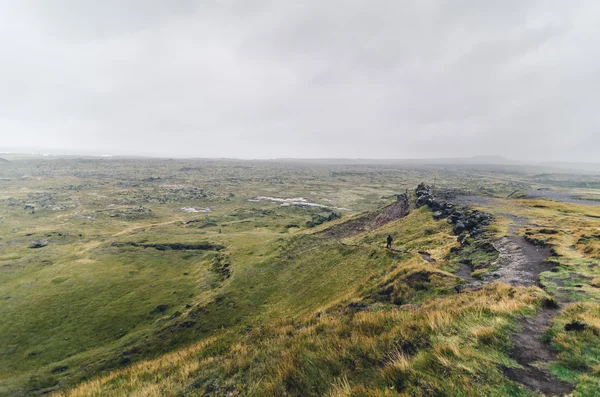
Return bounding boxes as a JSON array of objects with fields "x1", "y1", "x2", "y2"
[
  {"x1": 453, "y1": 221, "x2": 466, "y2": 235},
  {"x1": 414, "y1": 183, "x2": 493, "y2": 238},
  {"x1": 28, "y1": 240, "x2": 48, "y2": 249}
]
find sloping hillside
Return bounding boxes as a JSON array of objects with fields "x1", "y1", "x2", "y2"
[{"x1": 54, "y1": 194, "x2": 600, "y2": 397}]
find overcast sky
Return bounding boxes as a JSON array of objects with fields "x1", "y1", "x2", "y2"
[{"x1": 1, "y1": 1, "x2": 599, "y2": 161}]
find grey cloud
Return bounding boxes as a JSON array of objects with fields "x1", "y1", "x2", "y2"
[{"x1": 1, "y1": 0, "x2": 599, "y2": 161}]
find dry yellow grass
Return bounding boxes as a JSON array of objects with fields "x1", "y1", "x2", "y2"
[
  {"x1": 55, "y1": 338, "x2": 217, "y2": 397},
  {"x1": 55, "y1": 282, "x2": 548, "y2": 396}
]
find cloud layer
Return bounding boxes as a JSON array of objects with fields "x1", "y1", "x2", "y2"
[{"x1": 1, "y1": 1, "x2": 599, "y2": 160}]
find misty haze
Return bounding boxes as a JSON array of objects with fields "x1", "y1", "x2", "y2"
[{"x1": 1, "y1": 2, "x2": 600, "y2": 397}]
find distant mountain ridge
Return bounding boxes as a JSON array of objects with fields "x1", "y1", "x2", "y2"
[
  {"x1": 272, "y1": 156, "x2": 521, "y2": 165},
  {"x1": 2, "y1": 150, "x2": 599, "y2": 173}
]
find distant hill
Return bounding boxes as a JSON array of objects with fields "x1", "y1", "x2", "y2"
[
  {"x1": 0, "y1": 157, "x2": 9, "y2": 163},
  {"x1": 272, "y1": 156, "x2": 521, "y2": 166}
]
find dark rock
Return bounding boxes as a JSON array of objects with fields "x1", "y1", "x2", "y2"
[
  {"x1": 457, "y1": 233, "x2": 468, "y2": 245},
  {"x1": 452, "y1": 211, "x2": 464, "y2": 219},
  {"x1": 51, "y1": 366, "x2": 68, "y2": 374},
  {"x1": 119, "y1": 357, "x2": 131, "y2": 366},
  {"x1": 429, "y1": 200, "x2": 443, "y2": 211},
  {"x1": 541, "y1": 297, "x2": 559, "y2": 309},
  {"x1": 152, "y1": 304, "x2": 169, "y2": 314},
  {"x1": 453, "y1": 221, "x2": 466, "y2": 235},
  {"x1": 28, "y1": 240, "x2": 48, "y2": 249},
  {"x1": 564, "y1": 320, "x2": 587, "y2": 332}
]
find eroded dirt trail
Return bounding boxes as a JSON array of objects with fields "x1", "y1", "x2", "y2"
[
  {"x1": 459, "y1": 217, "x2": 574, "y2": 395},
  {"x1": 483, "y1": 236, "x2": 552, "y2": 287},
  {"x1": 503, "y1": 304, "x2": 573, "y2": 396}
]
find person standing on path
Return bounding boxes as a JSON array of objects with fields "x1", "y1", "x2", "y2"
[{"x1": 386, "y1": 234, "x2": 393, "y2": 249}]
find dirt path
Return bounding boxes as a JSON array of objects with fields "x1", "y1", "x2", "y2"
[
  {"x1": 458, "y1": 214, "x2": 574, "y2": 395},
  {"x1": 482, "y1": 236, "x2": 552, "y2": 287},
  {"x1": 503, "y1": 304, "x2": 573, "y2": 396}
]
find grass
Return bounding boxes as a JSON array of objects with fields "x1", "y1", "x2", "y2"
[
  {"x1": 56, "y1": 282, "x2": 548, "y2": 396},
  {"x1": 52, "y1": 203, "x2": 551, "y2": 396},
  {"x1": 546, "y1": 303, "x2": 600, "y2": 396},
  {"x1": 1, "y1": 158, "x2": 600, "y2": 396}
]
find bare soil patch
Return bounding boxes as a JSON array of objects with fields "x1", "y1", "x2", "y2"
[{"x1": 318, "y1": 195, "x2": 410, "y2": 239}]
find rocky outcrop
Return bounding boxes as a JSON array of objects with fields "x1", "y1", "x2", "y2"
[{"x1": 415, "y1": 183, "x2": 493, "y2": 243}]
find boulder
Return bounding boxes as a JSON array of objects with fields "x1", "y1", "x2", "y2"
[{"x1": 453, "y1": 221, "x2": 466, "y2": 235}]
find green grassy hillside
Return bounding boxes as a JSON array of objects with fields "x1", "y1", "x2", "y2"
[{"x1": 54, "y1": 207, "x2": 555, "y2": 396}]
